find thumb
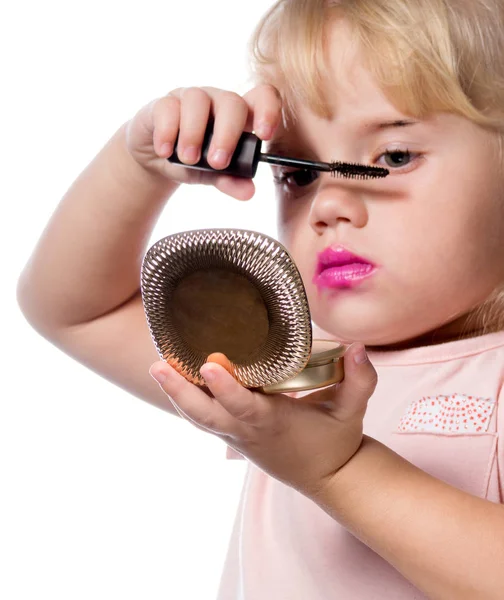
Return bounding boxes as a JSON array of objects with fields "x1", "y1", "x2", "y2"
[{"x1": 331, "y1": 343, "x2": 378, "y2": 420}]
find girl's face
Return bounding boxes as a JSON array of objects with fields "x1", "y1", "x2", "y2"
[{"x1": 270, "y1": 19, "x2": 504, "y2": 349}]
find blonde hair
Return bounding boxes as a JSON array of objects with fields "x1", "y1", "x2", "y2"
[{"x1": 248, "y1": 0, "x2": 504, "y2": 336}]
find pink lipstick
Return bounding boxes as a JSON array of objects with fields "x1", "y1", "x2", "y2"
[{"x1": 313, "y1": 246, "x2": 377, "y2": 289}]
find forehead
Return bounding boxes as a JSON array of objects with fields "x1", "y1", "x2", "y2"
[
  {"x1": 272, "y1": 17, "x2": 406, "y2": 134},
  {"x1": 323, "y1": 20, "x2": 387, "y2": 111}
]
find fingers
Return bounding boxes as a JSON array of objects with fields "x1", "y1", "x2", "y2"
[
  {"x1": 151, "y1": 95, "x2": 181, "y2": 158},
  {"x1": 206, "y1": 90, "x2": 249, "y2": 169},
  {"x1": 199, "y1": 363, "x2": 272, "y2": 426},
  {"x1": 151, "y1": 84, "x2": 283, "y2": 168},
  {"x1": 243, "y1": 83, "x2": 283, "y2": 140},
  {"x1": 304, "y1": 344, "x2": 378, "y2": 421},
  {"x1": 212, "y1": 173, "x2": 256, "y2": 200},
  {"x1": 156, "y1": 86, "x2": 250, "y2": 169},
  {"x1": 151, "y1": 87, "x2": 212, "y2": 164},
  {"x1": 177, "y1": 87, "x2": 212, "y2": 164},
  {"x1": 149, "y1": 361, "x2": 239, "y2": 435},
  {"x1": 149, "y1": 359, "x2": 274, "y2": 434},
  {"x1": 147, "y1": 83, "x2": 283, "y2": 199}
]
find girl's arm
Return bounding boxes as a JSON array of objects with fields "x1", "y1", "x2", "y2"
[
  {"x1": 17, "y1": 86, "x2": 281, "y2": 414},
  {"x1": 17, "y1": 122, "x2": 182, "y2": 414},
  {"x1": 18, "y1": 122, "x2": 176, "y2": 330},
  {"x1": 313, "y1": 435, "x2": 504, "y2": 599}
]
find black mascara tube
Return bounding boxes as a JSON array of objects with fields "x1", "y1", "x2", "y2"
[
  {"x1": 169, "y1": 125, "x2": 263, "y2": 178},
  {"x1": 167, "y1": 124, "x2": 389, "y2": 180}
]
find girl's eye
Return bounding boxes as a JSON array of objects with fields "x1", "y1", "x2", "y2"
[
  {"x1": 377, "y1": 149, "x2": 416, "y2": 169},
  {"x1": 273, "y1": 168, "x2": 320, "y2": 188},
  {"x1": 273, "y1": 148, "x2": 418, "y2": 188}
]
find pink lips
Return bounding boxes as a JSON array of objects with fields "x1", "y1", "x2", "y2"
[{"x1": 313, "y1": 246, "x2": 377, "y2": 289}]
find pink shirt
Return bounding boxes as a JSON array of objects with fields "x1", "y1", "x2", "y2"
[{"x1": 217, "y1": 330, "x2": 504, "y2": 599}]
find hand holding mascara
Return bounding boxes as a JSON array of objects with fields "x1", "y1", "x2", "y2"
[{"x1": 168, "y1": 123, "x2": 389, "y2": 181}]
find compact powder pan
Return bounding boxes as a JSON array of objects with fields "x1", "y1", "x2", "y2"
[{"x1": 141, "y1": 229, "x2": 346, "y2": 393}]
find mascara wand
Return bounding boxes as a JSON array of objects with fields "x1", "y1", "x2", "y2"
[{"x1": 168, "y1": 125, "x2": 389, "y2": 180}]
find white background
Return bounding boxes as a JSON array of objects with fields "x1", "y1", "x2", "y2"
[{"x1": 2, "y1": 1, "x2": 278, "y2": 598}]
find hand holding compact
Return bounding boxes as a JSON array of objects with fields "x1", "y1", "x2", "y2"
[{"x1": 149, "y1": 342, "x2": 377, "y2": 498}]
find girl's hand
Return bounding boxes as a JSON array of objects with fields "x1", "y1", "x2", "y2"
[
  {"x1": 125, "y1": 84, "x2": 282, "y2": 201},
  {"x1": 149, "y1": 344, "x2": 378, "y2": 499}
]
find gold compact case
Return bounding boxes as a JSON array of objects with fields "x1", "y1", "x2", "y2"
[{"x1": 141, "y1": 229, "x2": 346, "y2": 394}]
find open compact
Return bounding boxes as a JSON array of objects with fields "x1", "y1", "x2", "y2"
[{"x1": 141, "y1": 228, "x2": 346, "y2": 394}]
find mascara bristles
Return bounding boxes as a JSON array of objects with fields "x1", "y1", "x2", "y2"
[
  {"x1": 330, "y1": 161, "x2": 389, "y2": 180},
  {"x1": 260, "y1": 152, "x2": 389, "y2": 180}
]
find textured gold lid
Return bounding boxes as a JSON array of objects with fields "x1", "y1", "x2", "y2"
[
  {"x1": 260, "y1": 339, "x2": 346, "y2": 393},
  {"x1": 140, "y1": 228, "x2": 346, "y2": 394}
]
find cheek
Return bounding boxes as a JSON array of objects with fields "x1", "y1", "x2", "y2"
[
  {"x1": 424, "y1": 185, "x2": 504, "y2": 276},
  {"x1": 277, "y1": 227, "x2": 314, "y2": 286},
  {"x1": 277, "y1": 198, "x2": 311, "y2": 246}
]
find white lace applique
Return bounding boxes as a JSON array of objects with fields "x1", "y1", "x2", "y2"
[{"x1": 397, "y1": 394, "x2": 496, "y2": 434}]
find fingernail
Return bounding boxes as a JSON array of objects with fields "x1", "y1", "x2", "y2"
[
  {"x1": 353, "y1": 344, "x2": 368, "y2": 365},
  {"x1": 200, "y1": 365, "x2": 217, "y2": 384},
  {"x1": 211, "y1": 149, "x2": 229, "y2": 168},
  {"x1": 150, "y1": 367, "x2": 167, "y2": 385},
  {"x1": 160, "y1": 142, "x2": 172, "y2": 156},
  {"x1": 256, "y1": 121, "x2": 272, "y2": 139},
  {"x1": 182, "y1": 146, "x2": 200, "y2": 163}
]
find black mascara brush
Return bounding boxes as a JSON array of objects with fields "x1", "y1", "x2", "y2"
[{"x1": 168, "y1": 125, "x2": 389, "y2": 181}]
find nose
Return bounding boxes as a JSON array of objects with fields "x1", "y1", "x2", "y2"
[{"x1": 308, "y1": 177, "x2": 368, "y2": 234}]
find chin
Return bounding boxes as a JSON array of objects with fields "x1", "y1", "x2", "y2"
[
  {"x1": 311, "y1": 310, "x2": 423, "y2": 347},
  {"x1": 311, "y1": 318, "x2": 379, "y2": 345}
]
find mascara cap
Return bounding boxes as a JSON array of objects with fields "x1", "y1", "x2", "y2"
[
  {"x1": 168, "y1": 125, "x2": 262, "y2": 178},
  {"x1": 141, "y1": 229, "x2": 346, "y2": 394}
]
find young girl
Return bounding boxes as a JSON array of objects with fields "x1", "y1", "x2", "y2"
[{"x1": 17, "y1": 0, "x2": 504, "y2": 597}]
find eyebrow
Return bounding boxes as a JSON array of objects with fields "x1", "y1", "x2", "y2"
[
  {"x1": 267, "y1": 119, "x2": 419, "y2": 156},
  {"x1": 362, "y1": 119, "x2": 419, "y2": 133}
]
